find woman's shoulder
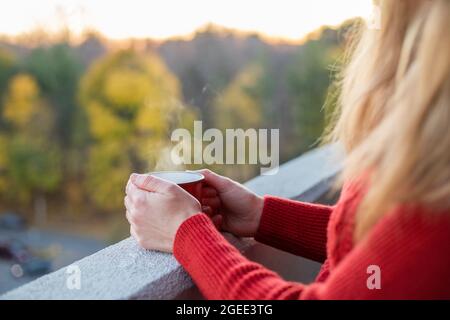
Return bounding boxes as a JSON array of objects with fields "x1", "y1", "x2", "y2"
[{"x1": 365, "y1": 204, "x2": 450, "y2": 266}]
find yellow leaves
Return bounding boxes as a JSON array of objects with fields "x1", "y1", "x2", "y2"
[
  {"x1": 3, "y1": 73, "x2": 40, "y2": 127},
  {"x1": 79, "y1": 49, "x2": 189, "y2": 210},
  {"x1": 135, "y1": 103, "x2": 168, "y2": 136},
  {"x1": 3, "y1": 73, "x2": 55, "y2": 138},
  {"x1": 80, "y1": 49, "x2": 184, "y2": 139},
  {"x1": 214, "y1": 65, "x2": 263, "y2": 129},
  {"x1": 86, "y1": 101, "x2": 131, "y2": 140},
  {"x1": 85, "y1": 141, "x2": 132, "y2": 210},
  {"x1": 1, "y1": 135, "x2": 62, "y2": 202},
  {"x1": 103, "y1": 69, "x2": 152, "y2": 110}
]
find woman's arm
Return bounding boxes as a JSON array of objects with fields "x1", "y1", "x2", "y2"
[
  {"x1": 198, "y1": 169, "x2": 332, "y2": 262},
  {"x1": 255, "y1": 196, "x2": 332, "y2": 263},
  {"x1": 174, "y1": 210, "x2": 450, "y2": 300}
]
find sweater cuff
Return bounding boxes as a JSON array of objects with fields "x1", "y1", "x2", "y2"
[
  {"x1": 255, "y1": 195, "x2": 331, "y2": 262},
  {"x1": 174, "y1": 212, "x2": 237, "y2": 268},
  {"x1": 173, "y1": 213, "x2": 247, "y2": 298}
]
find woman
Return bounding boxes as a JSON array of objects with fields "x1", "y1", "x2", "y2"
[{"x1": 124, "y1": 0, "x2": 450, "y2": 299}]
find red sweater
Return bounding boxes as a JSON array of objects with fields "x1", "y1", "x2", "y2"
[{"x1": 173, "y1": 180, "x2": 450, "y2": 299}]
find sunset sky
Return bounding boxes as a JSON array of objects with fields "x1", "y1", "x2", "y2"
[{"x1": 0, "y1": 0, "x2": 373, "y2": 40}]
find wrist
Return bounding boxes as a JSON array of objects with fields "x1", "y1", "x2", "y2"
[
  {"x1": 249, "y1": 195, "x2": 264, "y2": 236},
  {"x1": 178, "y1": 198, "x2": 202, "y2": 224}
]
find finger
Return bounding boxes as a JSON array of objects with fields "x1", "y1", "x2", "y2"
[
  {"x1": 202, "y1": 205, "x2": 212, "y2": 216},
  {"x1": 201, "y1": 197, "x2": 221, "y2": 209},
  {"x1": 194, "y1": 169, "x2": 231, "y2": 193},
  {"x1": 124, "y1": 196, "x2": 137, "y2": 215},
  {"x1": 125, "y1": 177, "x2": 133, "y2": 195},
  {"x1": 126, "y1": 210, "x2": 133, "y2": 224},
  {"x1": 124, "y1": 195, "x2": 132, "y2": 210},
  {"x1": 202, "y1": 186, "x2": 217, "y2": 197},
  {"x1": 131, "y1": 173, "x2": 177, "y2": 194},
  {"x1": 126, "y1": 181, "x2": 148, "y2": 200}
]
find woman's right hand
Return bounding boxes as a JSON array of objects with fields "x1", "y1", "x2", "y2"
[{"x1": 197, "y1": 169, "x2": 264, "y2": 237}]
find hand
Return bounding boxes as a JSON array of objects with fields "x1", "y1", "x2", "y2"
[
  {"x1": 197, "y1": 169, "x2": 264, "y2": 237},
  {"x1": 124, "y1": 173, "x2": 201, "y2": 252}
]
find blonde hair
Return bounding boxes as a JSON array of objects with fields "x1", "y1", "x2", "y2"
[{"x1": 329, "y1": 0, "x2": 450, "y2": 241}]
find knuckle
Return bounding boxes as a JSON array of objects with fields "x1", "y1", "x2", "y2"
[
  {"x1": 135, "y1": 194, "x2": 147, "y2": 206},
  {"x1": 203, "y1": 169, "x2": 213, "y2": 176},
  {"x1": 165, "y1": 183, "x2": 178, "y2": 193}
]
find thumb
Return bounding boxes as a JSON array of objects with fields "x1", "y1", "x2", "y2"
[
  {"x1": 131, "y1": 173, "x2": 176, "y2": 193},
  {"x1": 195, "y1": 169, "x2": 231, "y2": 193}
]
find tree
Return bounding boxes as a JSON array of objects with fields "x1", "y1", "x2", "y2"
[
  {"x1": 80, "y1": 49, "x2": 193, "y2": 210},
  {"x1": 0, "y1": 49, "x2": 17, "y2": 126},
  {"x1": 0, "y1": 74, "x2": 62, "y2": 222},
  {"x1": 24, "y1": 43, "x2": 82, "y2": 147},
  {"x1": 287, "y1": 29, "x2": 342, "y2": 153},
  {"x1": 212, "y1": 64, "x2": 264, "y2": 181},
  {"x1": 0, "y1": 49, "x2": 16, "y2": 97},
  {"x1": 22, "y1": 43, "x2": 89, "y2": 210},
  {"x1": 213, "y1": 64, "x2": 263, "y2": 130}
]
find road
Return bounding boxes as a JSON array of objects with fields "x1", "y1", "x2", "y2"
[{"x1": 0, "y1": 228, "x2": 105, "y2": 295}]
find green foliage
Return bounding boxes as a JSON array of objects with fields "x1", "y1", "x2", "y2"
[
  {"x1": 0, "y1": 21, "x2": 351, "y2": 219},
  {"x1": 213, "y1": 64, "x2": 263, "y2": 129},
  {"x1": 287, "y1": 38, "x2": 336, "y2": 151},
  {"x1": 3, "y1": 135, "x2": 62, "y2": 202},
  {"x1": 79, "y1": 49, "x2": 192, "y2": 210},
  {"x1": 23, "y1": 43, "x2": 83, "y2": 147},
  {"x1": 0, "y1": 49, "x2": 16, "y2": 98},
  {"x1": 0, "y1": 74, "x2": 62, "y2": 203},
  {"x1": 0, "y1": 49, "x2": 17, "y2": 126}
]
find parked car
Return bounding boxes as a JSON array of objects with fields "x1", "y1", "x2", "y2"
[
  {"x1": 0, "y1": 238, "x2": 52, "y2": 277},
  {"x1": 21, "y1": 258, "x2": 52, "y2": 276},
  {"x1": 0, "y1": 239, "x2": 29, "y2": 262}
]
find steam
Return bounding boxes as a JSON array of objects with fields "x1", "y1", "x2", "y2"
[{"x1": 153, "y1": 145, "x2": 186, "y2": 172}]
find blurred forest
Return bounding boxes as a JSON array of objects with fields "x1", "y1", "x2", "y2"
[{"x1": 0, "y1": 21, "x2": 357, "y2": 239}]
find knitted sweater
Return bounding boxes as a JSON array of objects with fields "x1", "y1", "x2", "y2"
[{"x1": 173, "y1": 180, "x2": 450, "y2": 299}]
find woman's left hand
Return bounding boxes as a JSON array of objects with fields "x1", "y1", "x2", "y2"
[{"x1": 124, "y1": 173, "x2": 202, "y2": 252}]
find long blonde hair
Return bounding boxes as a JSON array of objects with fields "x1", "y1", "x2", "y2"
[{"x1": 329, "y1": 0, "x2": 450, "y2": 241}]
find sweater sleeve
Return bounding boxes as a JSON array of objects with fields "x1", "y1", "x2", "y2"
[
  {"x1": 255, "y1": 196, "x2": 332, "y2": 262},
  {"x1": 174, "y1": 211, "x2": 450, "y2": 300}
]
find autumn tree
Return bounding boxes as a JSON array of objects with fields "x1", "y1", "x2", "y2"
[
  {"x1": 211, "y1": 64, "x2": 264, "y2": 181},
  {"x1": 21, "y1": 43, "x2": 89, "y2": 209},
  {"x1": 213, "y1": 64, "x2": 263, "y2": 130},
  {"x1": 0, "y1": 49, "x2": 16, "y2": 98},
  {"x1": 80, "y1": 49, "x2": 193, "y2": 210},
  {"x1": 287, "y1": 27, "x2": 345, "y2": 153},
  {"x1": 0, "y1": 74, "x2": 62, "y2": 221}
]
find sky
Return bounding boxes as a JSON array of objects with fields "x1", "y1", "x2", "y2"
[{"x1": 0, "y1": 0, "x2": 373, "y2": 40}]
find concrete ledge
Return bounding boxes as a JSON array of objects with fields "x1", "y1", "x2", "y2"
[
  {"x1": 1, "y1": 234, "x2": 251, "y2": 300},
  {"x1": 245, "y1": 143, "x2": 342, "y2": 201},
  {"x1": 1, "y1": 144, "x2": 341, "y2": 300}
]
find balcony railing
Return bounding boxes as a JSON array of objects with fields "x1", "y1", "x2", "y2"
[{"x1": 1, "y1": 144, "x2": 342, "y2": 300}]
